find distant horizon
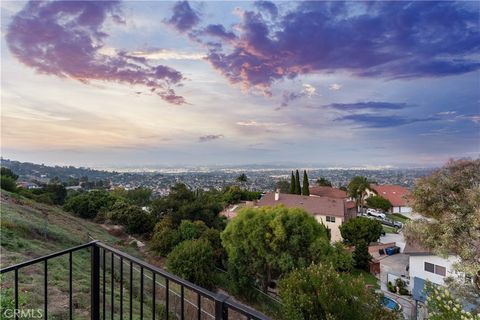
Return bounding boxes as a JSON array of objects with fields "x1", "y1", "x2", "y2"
[
  {"x1": 1, "y1": 157, "x2": 452, "y2": 172},
  {"x1": 1, "y1": 1, "x2": 479, "y2": 167}
]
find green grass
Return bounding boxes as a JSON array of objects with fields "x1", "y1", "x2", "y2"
[
  {"x1": 0, "y1": 191, "x2": 160, "y2": 319},
  {"x1": 350, "y1": 269, "x2": 380, "y2": 289},
  {"x1": 383, "y1": 225, "x2": 398, "y2": 234},
  {"x1": 389, "y1": 213, "x2": 410, "y2": 223}
]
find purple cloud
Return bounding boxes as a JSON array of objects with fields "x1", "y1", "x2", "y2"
[
  {"x1": 166, "y1": 1, "x2": 200, "y2": 33},
  {"x1": 324, "y1": 102, "x2": 411, "y2": 111},
  {"x1": 337, "y1": 114, "x2": 440, "y2": 128},
  {"x1": 200, "y1": 2, "x2": 480, "y2": 92},
  {"x1": 198, "y1": 134, "x2": 224, "y2": 142},
  {"x1": 7, "y1": 1, "x2": 185, "y2": 104},
  {"x1": 254, "y1": 1, "x2": 278, "y2": 18},
  {"x1": 203, "y1": 24, "x2": 237, "y2": 41}
]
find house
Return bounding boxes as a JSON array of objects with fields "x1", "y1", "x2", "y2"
[
  {"x1": 16, "y1": 181, "x2": 39, "y2": 189},
  {"x1": 404, "y1": 241, "x2": 460, "y2": 302},
  {"x1": 309, "y1": 186, "x2": 348, "y2": 199},
  {"x1": 256, "y1": 190, "x2": 357, "y2": 242},
  {"x1": 367, "y1": 184, "x2": 412, "y2": 214}
]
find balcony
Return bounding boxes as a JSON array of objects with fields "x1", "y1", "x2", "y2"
[{"x1": 0, "y1": 241, "x2": 269, "y2": 320}]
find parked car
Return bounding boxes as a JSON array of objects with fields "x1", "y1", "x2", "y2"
[
  {"x1": 392, "y1": 220, "x2": 403, "y2": 229},
  {"x1": 367, "y1": 209, "x2": 386, "y2": 219}
]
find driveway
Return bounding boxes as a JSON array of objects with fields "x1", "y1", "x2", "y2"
[
  {"x1": 380, "y1": 231, "x2": 406, "y2": 252},
  {"x1": 379, "y1": 253, "x2": 409, "y2": 288}
]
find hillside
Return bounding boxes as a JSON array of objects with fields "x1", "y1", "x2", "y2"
[{"x1": 0, "y1": 191, "x2": 145, "y2": 319}]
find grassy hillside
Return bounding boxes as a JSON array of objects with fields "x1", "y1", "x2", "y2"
[{"x1": 0, "y1": 191, "x2": 152, "y2": 319}]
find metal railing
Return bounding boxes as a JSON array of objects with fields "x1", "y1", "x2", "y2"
[{"x1": 0, "y1": 241, "x2": 270, "y2": 320}]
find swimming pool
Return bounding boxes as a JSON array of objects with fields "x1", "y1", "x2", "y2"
[{"x1": 382, "y1": 297, "x2": 401, "y2": 311}]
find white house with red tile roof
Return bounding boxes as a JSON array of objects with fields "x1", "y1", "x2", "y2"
[{"x1": 367, "y1": 184, "x2": 412, "y2": 214}]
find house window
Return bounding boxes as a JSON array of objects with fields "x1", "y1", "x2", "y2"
[
  {"x1": 424, "y1": 262, "x2": 446, "y2": 276},
  {"x1": 424, "y1": 262, "x2": 435, "y2": 273},
  {"x1": 326, "y1": 216, "x2": 336, "y2": 223},
  {"x1": 435, "y1": 265, "x2": 446, "y2": 276}
]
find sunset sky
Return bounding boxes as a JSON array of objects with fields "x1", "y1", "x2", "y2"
[{"x1": 1, "y1": 1, "x2": 479, "y2": 168}]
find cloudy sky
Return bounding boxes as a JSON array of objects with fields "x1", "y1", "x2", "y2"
[{"x1": 1, "y1": 1, "x2": 479, "y2": 168}]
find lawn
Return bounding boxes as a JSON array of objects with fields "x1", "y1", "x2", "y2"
[
  {"x1": 383, "y1": 225, "x2": 398, "y2": 234},
  {"x1": 389, "y1": 213, "x2": 410, "y2": 224},
  {"x1": 350, "y1": 269, "x2": 380, "y2": 289}
]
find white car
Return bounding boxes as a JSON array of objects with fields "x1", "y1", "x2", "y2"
[{"x1": 367, "y1": 209, "x2": 386, "y2": 219}]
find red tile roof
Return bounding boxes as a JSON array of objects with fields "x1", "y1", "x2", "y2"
[
  {"x1": 371, "y1": 185, "x2": 411, "y2": 207},
  {"x1": 257, "y1": 192, "x2": 347, "y2": 217},
  {"x1": 309, "y1": 186, "x2": 348, "y2": 199}
]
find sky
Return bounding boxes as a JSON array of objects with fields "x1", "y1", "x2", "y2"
[{"x1": 1, "y1": 1, "x2": 479, "y2": 168}]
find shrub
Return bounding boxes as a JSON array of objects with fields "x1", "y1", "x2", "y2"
[
  {"x1": 340, "y1": 217, "x2": 383, "y2": 245},
  {"x1": 124, "y1": 207, "x2": 155, "y2": 235},
  {"x1": 166, "y1": 239, "x2": 215, "y2": 289},
  {"x1": 150, "y1": 217, "x2": 181, "y2": 256},
  {"x1": 366, "y1": 195, "x2": 392, "y2": 212},
  {"x1": 279, "y1": 264, "x2": 398, "y2": 320},
  {"x1": 353, "y1": 241, "x2": 372, "y2": 270},
  {"x1": 63, "y1": 190, "x2": 117, "y2": 219},
  {"x1": 0, "y1": 167, "x2": 18, "y2": 180},
  {"x1": 178, "y1": 220, "x2": 208, "y2": 241},
  {"x1": 387, "y1": 281, "x2": 396, "y2": 293},
  {"x1": 1, "y1": 176, "x2": 17, "y2": 192}
]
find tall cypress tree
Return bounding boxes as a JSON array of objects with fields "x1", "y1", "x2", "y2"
[
  {"x1": 295, "y1": 169, "x2": 301, "y2": 195},
  {"x1": 302, "y1": 170, "x2": 310, "y2": 196},
  {"x1": 289, "y1": 171, "x2": 295, "y2": 194}
]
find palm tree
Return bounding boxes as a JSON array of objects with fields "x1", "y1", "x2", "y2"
[{"x1": 347, "y1": 176, "x2": 370, "y2": 213}]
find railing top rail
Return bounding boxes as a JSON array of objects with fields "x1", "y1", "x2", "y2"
[
  {"x1": 0, "y1": 240, "x2": 271, "y2": 319},
  {"x1": 0, "y1": 241, "x2": 98, "y2": 274},
  {"x1": 95, "y1": 242, "x2": 219, "y2": 300},
  {"x1": 224, "y1": 298, "x2": 271, "y2": 320}
]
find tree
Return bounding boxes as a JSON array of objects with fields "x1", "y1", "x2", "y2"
[
  {"x1": 339, "y1": 217, "x2": 383, "y2": 246},
  {"x1": 123, "y1": 206, "x2": 155, "y2": 234},
  {"x1": 404, "y1": 159, "x2": 480, "y2": 300},
  {"x1": 221, "y1": 206, "x2": 329, "y2": 293},
  {"x1": 347, "y1": 176, "x2": 370, "y2": 211},
  {"x1": 150, "y1": 183, "x2": 225, "y2": 229},
  {"x1": 1, "y1": 176, "x2": 17, "y2": 192},
  {"x1": 366, "y1": 195, "x2": 392, "y2": 212},
  {"x1": 150, "y1": 217, "x2": 181, "y2": 256},
  {"x1": 126, "y1": 188, "x2": 152, "y2": 207},
  {"x1": 236, "y1": 173, "x2": 248, "y2": 183},
  {"x1": 178, "y1": 220, "x2": 208, "y2": 241},
  {"x1": 279, "y1": 263, "x2": 398, "y2": 320},
  {"x1": 353, "y1": 241, "x2": 372, "y2": 270},
  {"x1": 310, "y1": 239, "x2": 354, "y2": 272},
  {"x1": 316, "y1": 177, "x2": 332, "y2": 187},
  {"x1": 166, "y1": 239, "x2": 216, "y2": 289},
  {"x1": 275, "y1": 179, "x2": 290, "y2": 193},
  {"x1": 295, "y1": 169, "x2": 301, "y2": 195},
  {"x1": 289, "y1": 171, "x2": 295, "y2": 194},
  {"x1": 302, "y1": 170, "x2": 310, "y2": 196},
  {"x1": 63, "y1": 190, "x2": 117, "y2": 219},
  {"x1": 1, "y1": 167, "x2": 18, "y2": 181},
  {"x1": 425, "y1": 282, "x2": 477, "y2": 320},
  {"x1": 44, "y1": 183, "x2": 67, "y2": 205}
]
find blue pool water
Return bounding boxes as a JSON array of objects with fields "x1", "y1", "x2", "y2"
[{"x1": 382, "y1": 297, "x2": 401, "y2": 311}]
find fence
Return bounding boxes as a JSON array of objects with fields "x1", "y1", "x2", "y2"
[{"x1": 0, "y1": 241, "x2": 270, "y2": 320}]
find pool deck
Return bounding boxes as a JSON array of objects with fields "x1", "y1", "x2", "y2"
[{"x1": 382, "y1": 290, "x2": 415, "y2": 319}]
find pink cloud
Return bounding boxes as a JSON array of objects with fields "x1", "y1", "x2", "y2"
[{"x1": 7, "y1": 1, "x2": 185, "y2": 104}]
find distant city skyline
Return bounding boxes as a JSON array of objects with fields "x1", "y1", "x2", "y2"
[{"x1": 1, "y1": 1, "x2": 479, "y2": 167}]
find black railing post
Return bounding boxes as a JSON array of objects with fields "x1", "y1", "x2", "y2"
[
  {"x1": 91, "y1": 244, "x2": 101, "y2": 320},
  {"x1": 215, "y1": 293, "x2": 228, "y2": 320}
]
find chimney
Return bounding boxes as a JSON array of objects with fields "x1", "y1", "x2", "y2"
[{"x1": 275, "y1": 189, "x2": 280, "y2": 201}]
